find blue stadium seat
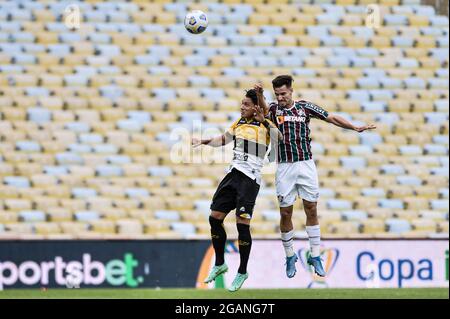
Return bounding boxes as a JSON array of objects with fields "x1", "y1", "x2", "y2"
[
  {"x1": 96, "y1": 165, "x2": 123, "y2": 177},
  {"x1": 386, "y1": 219, "x2": 411, "y2": 233},
  {"x1": 19, "y1": 210, "x2": 46, "y2": 222},
  {"x1": 4, "y1": 176, "x2": 30, "y2": 188},
  {"x1": 72, "y1": 188, "x2": 97, "y2": 199}
]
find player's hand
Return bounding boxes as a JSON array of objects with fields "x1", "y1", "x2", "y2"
[
  {"x1": 254, "y1": 83, "x2": 264, "y2": 96},
  {"x1": 254, "y1": 105, "x2": 266, "y2": 123},
  {"x1": 354, "y1": 124, "x2": 377, "y2": 132},
  {"x1": 191, "y1": 137, "x2": 202, "y2": 148}
]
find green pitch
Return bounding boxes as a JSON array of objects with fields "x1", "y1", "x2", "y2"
[{"x1": 0, "y1": 288, "x2": 447, "y2": 299}]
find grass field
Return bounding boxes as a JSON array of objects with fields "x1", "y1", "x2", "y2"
[{"x1": 0, "y1": 288, "x2": 447, "y2": 299}]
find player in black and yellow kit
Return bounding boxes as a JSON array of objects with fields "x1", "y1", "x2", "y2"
[{"x1": 192, "y1": 89, "x2": 282, "y2": 292}]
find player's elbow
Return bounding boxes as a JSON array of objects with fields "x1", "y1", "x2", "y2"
[{"x1": 325, "y1": 114, "x2": 335, "y2": 123}]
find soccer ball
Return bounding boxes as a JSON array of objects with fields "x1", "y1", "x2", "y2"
[{"x1": 184, "y1": 10, "x2": 208, "y2": 34}]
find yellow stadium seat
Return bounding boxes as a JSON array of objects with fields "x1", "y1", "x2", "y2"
[
  {"x1": 404, "y1": 198, "x2": 429, "y2": 210},
  {"x1": 33, "y1": 9, "x2": 56, "y2": 22},
  {"x1": 44, "y1": 186, "x2": 71, "y2": 199},
  {"x1": 71, "y1": 42, "x2": 95, "y2": 55},
  {"x1": 168, "y1": 78, "x2": 190, "y2": 90},
  {"x1": 143, "y1": 220, "x2": 171, "y2": 234},
  {"x1": 388, "y1": 100, "x2": 411, "y2": 113},
  {"x1": 414, "y1": 186, "x2": 438, "y2": 199},
  {"x1": 437, "y1": 221, "x2": 449, "y2": 233},
  {"x1": 191, "y1": 99, "x2": 216, "y2": 111},
  {"x1": 110, "y1": 55, "x2": 133, "y2": 67},
  {"x1": 4, "y1": 223, "x2": 34, "y2": 234},
  {"x1": 336, "y1": 187, "x2": 360, "y2": 199},
  {"x1": 407, "y1": 132, "x2": 432, "y2": 145},
  {"x1": 409, "y1": 16, "x2": 429, "y2": 26},
  {"x1": 60, "y1": 222, "x2": 88, "y2": 235},
  {"x1": 154, "y1": 13, "x2": 176, "y2": 25},
  {"x1": 346, "y1": 177, "x2": 372, "y2": 188},
  {"x1": 161, "y1": 56, "x2": 183, "y2": 67},
  {"x1": 353, "y1": 197, "x2": 379, "y2": 209},
  {"x1": 248, "y1": 14, "x2": 271, "y2": 26},
  {"x1": 420, "y1": 58, "x2": 440, "y2": 69},
  {"x1": 156, "y1": 34, "x2": 179, "y2": 46},
  {"x1": 375, "y1": 27, "x2": 397, "y2": 37},
  {"x1": 35, "y1": 32, "x2": 58, "y2": 44},
  {"x1": 35, "y1": 222, "x2": 61, "y2": 235},
  {"x1": 423, "y1": 176, "x2": 448, "y2": 188},
  {"x1": 283, "y1": 24, "x2": 305, "y2": 35},
  {"x1": 342, "y1": 15, "x2": 363, "y2": 26},
  {"x1": 97, "y1": 208, "x2": 125, "y2": 221},
  {"x1": 0, "y1": 211, "x2": 18, "y2": 224},
  {"x1": 205, "y1": 36, "x2": 228, "y2": 47},
  {"x1": 340, "y1": 69, "x2": 363, "y2": 79},
  {"x1": 387, "y1": 186, "x2": 414, "y2": 199},
  {"x1": 298, "y1": 36, "x2": 320, "y2": 48},
  {"x1": 121, "y1": 164, "x2": 147, "y2": 177},
  {"x1": 414, "y1": 36, "x2": 437, "y2": 49},
  {"x1": 411, "y1": 219, "x2": 436, "y2": 232},
  {"x1": 47, "y1": 209, "x2": 73, "y2": 222},
  {"x1": 209, "y1": 56, "x2": 231, "y2": 68},
  {"x1": 330, "y1": 26, "x2": 353, "y2": 37},
  {"x1": 361, "y1": 219, "x2": 385, "y2": 234},
  {"x1": 370, "y1": 36, "x2": 391, "y2": 49},
  {"x1": 171, "y1": 47, "x2": 194, "y2": 58},
  {"x1": 325, "y1": 144, "x2": 348, "y2": 156},
  {"x1": 90, "y1": 220, "x2": 116, "y2": 234},
  {"x1": 4, "y1": 199, "x2": 32, "y2": 212},
  {"x1": 328, "y1": 221, "x2": 361, "y2": 235},
  {"x1": 275, "y1": 35, "x2": 298, "y2": 46},
  {"x1": 384, "y1": 135, "x2": 407, "y2": 145}
]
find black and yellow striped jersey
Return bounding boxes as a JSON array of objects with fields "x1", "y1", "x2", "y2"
[{"x1": 226, "y1": 117, "x2": 276, "y2": 185}]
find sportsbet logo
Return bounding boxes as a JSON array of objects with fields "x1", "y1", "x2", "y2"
[{"x1": 0, "y1": 253, "x2": 143, "y2": 289}]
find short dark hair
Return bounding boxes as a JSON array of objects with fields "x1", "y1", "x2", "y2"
[
  {"x1": 272, "y1": 75, "x2": 294, "y2": 89},
  {"x1": 245, "y1": 89, "x2": 258, "y2": 105}
]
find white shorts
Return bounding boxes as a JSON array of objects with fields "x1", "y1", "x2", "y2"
[{"x1": 275, "y1": 160, "x2": 320, "y2": 207}]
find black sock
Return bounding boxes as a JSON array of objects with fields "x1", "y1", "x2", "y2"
[
  {"x1": 237, "y1": 223, "x2": 252, "y2": 274},
  {"x1": 209, "y1": 216, "x2": 227, "y2": 266}
]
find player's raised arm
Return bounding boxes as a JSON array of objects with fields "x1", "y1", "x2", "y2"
[
  {"x1": 254, "y1": 83, "x2": 270, "y2": 116},
  {"x1": 325, "y1": 113, "x2": 377, "y2": 132},
  {"x1": 253, "y1": 105, "x2": 283, "y2": 141},
  {"x1": 191, "y1": 132, "x2": 233, "y2": 148}
]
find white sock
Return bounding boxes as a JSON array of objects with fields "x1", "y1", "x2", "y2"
[
  {"x1": 306, "y1": 225, "x2": 321, "y2": 257},
  {"x1": 281, "y1": 230, "x2": 295, "y2": 257}
]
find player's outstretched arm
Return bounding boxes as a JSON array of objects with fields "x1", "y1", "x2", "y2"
[
  {"x1": 192, "y1": 132, "x2": 233, "y2": 148},
  {"x1": 325, "y1": 113, "x2": 376, "y2": 133}
]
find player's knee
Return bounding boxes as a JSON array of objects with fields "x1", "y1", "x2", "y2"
[
  {"x1": 209, "y1": 215, "x2": 223, "y2": 231},
  {"x1": 303, "y1": 202, "x2": 317, "y2": 218},
  {"x1": 280, "y1": 208, "x2": 293, "y2": 220}
]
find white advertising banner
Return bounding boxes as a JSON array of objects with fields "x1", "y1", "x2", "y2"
[{"x1": 213, "y1": 240, "x2": 449, "y2": 289}]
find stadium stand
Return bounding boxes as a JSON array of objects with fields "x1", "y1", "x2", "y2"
[{"x1": 0, "y1": 0, "x2": 448, "y2": 240}]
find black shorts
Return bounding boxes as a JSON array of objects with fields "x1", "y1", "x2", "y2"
[{"x1": 210, "y1": 168, "x2": 260, "y2": 219}]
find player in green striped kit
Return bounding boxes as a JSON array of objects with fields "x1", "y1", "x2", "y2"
[{"x1": 256, "y1": 75, "x2": 376, "y2": 278}]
